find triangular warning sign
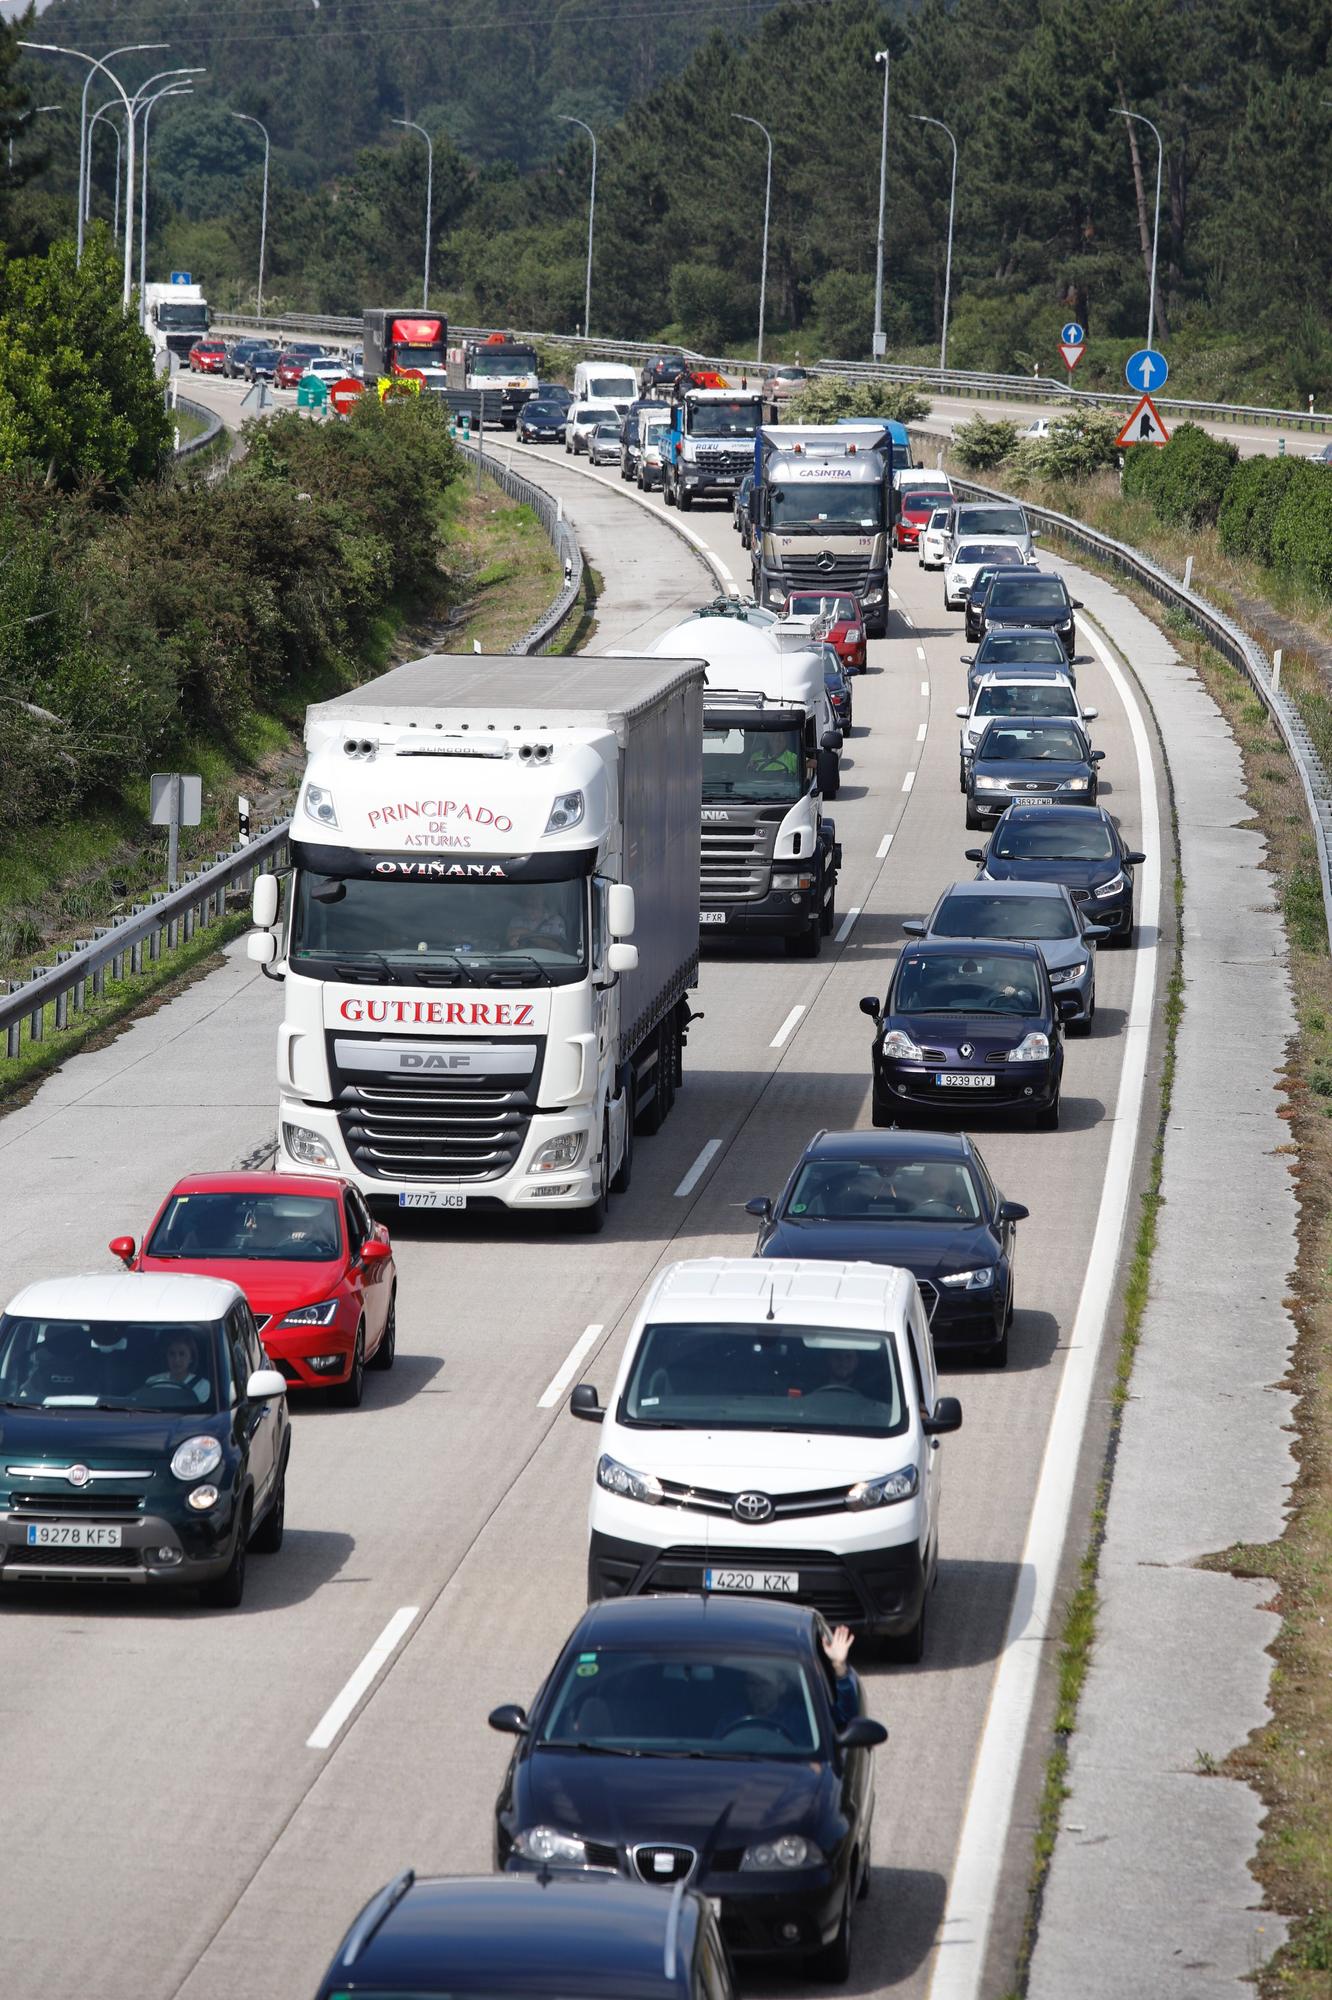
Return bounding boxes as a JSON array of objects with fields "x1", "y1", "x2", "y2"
[
  {"x1": 1116, "y1": 393, "x2": 1170, "y2": 447},
  {"x1": 1059, "y1": 341, "x2": 1084, "y2": 371}
]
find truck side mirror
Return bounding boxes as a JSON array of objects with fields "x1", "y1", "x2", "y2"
[
  {"x1": 247, "y1": 931, "x2": 278, "y2": 966},
  {"x1": 253, "y1": 872, "x2": 280, "y2": 929},
  {"x1": 570, "y1": 1384, "x2": 604, "y2": 1423},
  {"x1": 606, "y1": 942, "x2": 638, "y2": 976},
  {"x1": 607, "y1": 883, "x2": 636, "y2": 939}
]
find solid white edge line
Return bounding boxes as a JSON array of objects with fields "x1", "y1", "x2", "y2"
[
  {"x1": 503, "y1": 437, "x2": 733, "y2": 590},
  {"x1": 876, "y1": 833, "x2": 894, "y2": 859},
  {"x1": 770, "y1": 1004, "x2": 806, "y2": 1050},
  {"x1": 538, "y1": 1323, "x2": 604, "y2": 1409},
  {"x1": 675, "y1": 1138, "x2": 722, "y2": 1198},
  {"x1": 926, "y1": 608, "x2": 1162, "y2": 2000},
  {"x1": 306, "y1": 1606, "x2": 420, "y2": 1751},
  {"x1": 917, "y1": 722, "x2": 928, "y2": 742},
  {"x1": 917, "y1": 646, "x2": 927, "y2": 663},
  {"x1": 834, "y1": 905, "x2": 861, "y2": 944},
  {"x1": 902, "y1": 769, "x2": 916, "y2": 793}
]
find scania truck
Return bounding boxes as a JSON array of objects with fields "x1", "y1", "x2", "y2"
[
  {"x1": 362, "y1": 310, "x2": 449, "y2": 393},
  {"x1": 750, "y1": 421, "x2": 911, "y2": 634},
  {"x1": 642, "y1": 605, "x2": 841, "y2": 958},
  {"x1": 448, "y1": 332, "x2": 541, "y2": 426},
  {"x1": 248, "y1": 654, "x2": 704, "y2": 1229},
  {"x1": 663, "y1": 383, "x2": 764, "y2": 510}
]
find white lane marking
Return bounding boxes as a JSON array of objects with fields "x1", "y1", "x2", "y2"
[
  {"x1": 917, "y1": 646, "x2": 927, "y2": 663},
  {"x1": 921, "y1": 680, "x2": 930, "y2": 696},
  {"x1": 876, "y1": 833, "x2": 894, "y2": 859},
  {"x1": 916, "y1": 722, "x2": 928, "y2": 742},
  {"x1": 538, "y1": 1324, "x2": 604, "y2": 1409},
  {"x1": 902, "y1": 769, "x2": 916, "y2": 793},
  {"x1": 675, "y1": 1139, "x2": 722, "y2": 1198},
  {"x1": 901, "y1": 611, "x2": 915, "y2": 627},
  {"x1": 928, "y1": 606, "x2": 1162, "y2": 2000},
  {"x1": 770, "y1": 1004, "x2": 806, "y2": 1049},
  {"x1": 835, "y1": 906, "x2": 862, "y2": 944},
  {"x1": 306, "y1": 1607, "x2": 420, "y2": 1751}
]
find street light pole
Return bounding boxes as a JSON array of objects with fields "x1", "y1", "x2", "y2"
[
  {"x1": 138, "y1": 85, "x2": 194, "y2": 322},
  {"x1": 230, "y1": 113, "x2": 270, "y2": 316},
  {"x1": 390, "y1": 117, "x2": 433, "y2": 310},
  {"x1": 84, "y1": 99, "x2": 123, "y2": 231},
  {"x1": 67, "y1": 43, "x2": 167, "y2": 264},
  {"x1": 1113, "y1": 106, "x2": 1163, "y2": 350},
  {"x1": 732, "y1": 114, "x2": 772, "y2": 367},
  {"x1": 911, "y1": 113, "x2": 958, "y2": 377},
  {"x1": 9, "y1": 102, "x2": 58, "y2": 172},
  {"x1": 868, "y1": 49, "x2": 888, "y2": 360},
  {"x1": 557, "y1": 115, "x2": 597, "y2": 338}
]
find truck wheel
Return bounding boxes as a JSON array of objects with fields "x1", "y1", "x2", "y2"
[
  {"x1": 573, "y1": 1124, "x2": 610, "y2": 1233},
  {"x1": 786, "y1": 917, "x2": 822, "y2": 960},
  {"x1": 677, "y1": 483, "x2": 693, "y2": 511}
]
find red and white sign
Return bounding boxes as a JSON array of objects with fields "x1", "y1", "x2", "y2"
[
  {"x1": 1116, "y1": 393, "x2": 1170, "y2": 447},
  {"x1": 1059, "y1": 341, "x2": 1085, "y2": 372},
  {"x1": 329, "y1": 376, "x2": 364, "y2": 416}
]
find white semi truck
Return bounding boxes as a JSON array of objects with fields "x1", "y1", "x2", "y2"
[
  {"x1": 249, "y1": 653, "x2": 704, "y2": 1229},
  {"x1": 142, "y1": 280, "x2": 210, "y2": 362}
]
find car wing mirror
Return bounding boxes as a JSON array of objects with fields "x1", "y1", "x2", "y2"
[
  {"x1": 964, "y1": 848, "x2": 985, "y2": 863},
  {"x1": 901, "y1": 919, "x2": 927, "y2": 936},
  {"x1": 1083, "y1": 924, "x2": 1112, "y2": 943},
  {"x1": 1090, "y1": 749, "x2": 1106, "y2": 763},
  {"x1": 1125, "y1": 850, "x2": 1146, "y2": 866},
  {"x1": 1072, "y1": 597, "x2": 1084, "y2": 608},
  {"x1": 922, "y1": 1395, "x2": 963, "y2": 1436},
  {"x1": 745, "y1": 1196, "x2": 773, "y2": 1220},
  {"x1": 488, "y1": 1703, "x2": 529, "y2": 1736},
  {"x1": 955, "y1": 706, "x2": 970, "y2": 718},
  {"x1": 858, "y1": 995, "x2": 881, "y2": 1020},
  {"x1": 960, "y1": 655, "x2": 974, "y2": 667},
  {"x1": 1056, "y1": 992, "x2": 1081, "y2": 1020},
  {"x1": 1081, "y1": 707, "x2": 1099, "y2": 720},
  {"x1": 837, "y1": 1715, "x2": 889, "y2": 1750},
  {"x1": 108, "y1": 1235, "x2": 136, "y2": 1265},
  {"x1": 361, "y1": 1238, "x2": 391, "y2": 1263},
  {"x1": 570, "y1": 1383, "x2": 605, "y2": 1423},
  {"x1": 246, "y1": 1369, "x2": 286, "y2": 1401},
  {"x1": 997, "y1": 1200, "x2": 1029, "y2": 1223}
]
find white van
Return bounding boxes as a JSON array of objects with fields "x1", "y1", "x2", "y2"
[
  {"x1": 572, "y1": 359, "x2": 639, "y2": 408},
  {"x1": 569, "y1": 1257, "x2": 961, "y2": 1661},
  {"x1": 895, "y1": 467, "x2": 951, "y2": 497}
]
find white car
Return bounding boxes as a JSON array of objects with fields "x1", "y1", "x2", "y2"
[
  {"x1": 1024, "y1": 418, "x2": 1052, "y2": 438},
  {"x1": 302, "y1": 355, "x2": 350, "y2": 387},
  {"x1": 566, "y1": 399, "x2": 620, "y2": 454},
  {"x1": 570, "y1": 1257, "x2": 960, "y2": 1660},
  {"x1": 920, "y1": 506, "x2": 951, "y2": 569},
  {"x1": 944, "y1": 540, "x2": 1032, "y2": 611},
  {"x1": 956, "y1": 673, "x2": 1098, "y2": 788},
  {"x1": 637, "y1": 422, "x2": 670, "y2": 490}
]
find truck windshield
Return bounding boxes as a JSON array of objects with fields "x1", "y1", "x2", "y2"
[
  {"x1": 156, "y1": 303, "x2": 208, "y2": 330},
  {"x1": 469, "y1": 350, "x2": 537, "y2": 376},
  {"x1": 588, "y1": 376, "x2": 633, "y2": 399},
  {"x1": 703, "y1": 724, "x2": 804, "y2": 803},
  {"x1": 688, "y1": 400, "x2": 759, "y2": 437},
  {"x1": 770, "y1": 482, "x2": 883, "y2": 530},
  {"x1": 391, "y1": 346, "x2": 445, "y2": 369},
  {"x1": 290, "y1": 875, "x2": 587, "y2": 984}
]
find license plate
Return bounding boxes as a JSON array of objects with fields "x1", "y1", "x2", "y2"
[
  {"x1": 700, "y1": 910, "x2": 728, "y2": 925},
  {"x1": 398, "y1": 1191, "x2": 467, "y2": 1209},
  {"x1": 936, "y1": 1073, "x2": 995, "y2": 1087},
  {"x1": 705, "y1": 1567, "x2": 799, "y2": 1594},
  {"x1": 26, "y1": 1524, "x2": 122, "y2": 1548},
  {"x1": 1017, "y1": 795, "x2": 1054, "y2": 806}
]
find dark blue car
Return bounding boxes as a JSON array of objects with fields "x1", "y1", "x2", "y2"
[
  {"x1": 967, "y1": 802, "x2": 1146, "y2": 947},
  {"x1": 861, "y1": 935, "x2": 1070, "y2": 1129},
  {"x1": 965, "y1": 716, "x2": 1103, "y2": 830}
]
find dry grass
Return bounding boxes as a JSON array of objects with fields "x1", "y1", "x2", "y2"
[{"x1": 441, "y1": 477, "x2": 561, "y2": 654}]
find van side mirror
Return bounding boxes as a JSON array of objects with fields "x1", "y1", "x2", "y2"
[
  {"x1": 252, "y1": 872, "x2": 280, "y2": 929},
  {"x1": 955, "y1": 707, "x2": 970, "y2": 719},
  {"x1": 570, "y1": 1384, "x2": 605, "y2": 1423},
  {"x1": 858, "y1": 995, "x2": 881, "y2": 1020},
  {"x1": 923, "y1": 1395, "x2": 963, "y2": 1436}
]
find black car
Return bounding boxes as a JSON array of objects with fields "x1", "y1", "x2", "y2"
[
  {"x1": 966, "y1": 717, "x2": 1103, "y2": 830},
  {"x1": 244, "y1": 344, "x2": 281, "y2": 382},
  {"x1": 0, "y1": 1272, "x2": 289, "y2": 1606},
  {"x1": 964, "y1": 628, "x2": 1076, "y2": 702},
  {"x1": 314, "y1": 1872, "x2": 734, "y2": 2000},
  {"x1": 980, "y1": 569, "x2": 1081, "y2": 656},
  {"x1": 750, "y1": 1128, "x2": 1027, "y2": 1365},
  {"x1": 518, "y1": 398, "x2": 567, "y2": 443},
  {"x1": 490, "y1": 1594, "x2": 886, "y2": 1980},
  {"x1": 860, "y1": 935, "x2": 1069, "y2": 1128},
  {"x1": 904, "y1": 877, "x2": 1108, "y2": 1031},
  {"x1": 968, "y1": 802, "x2": 1146, "y2": 947},
  {"x1": 964, "y1": 565, "x2": 1005, "y2": 643},
  {"x1": 641, "y1": 355, "x2": 691, "y2": 395},
  {"x1": 823, "y1": 651, "x2": 853, "y2": 732},
  {"x1": 224, "y1": 338, "x2": 265, "y2": 379},
  {"x1": 537, "y1": 381, "x2": 574, "y2": 410}
]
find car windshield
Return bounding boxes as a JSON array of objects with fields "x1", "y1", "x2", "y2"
[
  {"x1": 895, "y1": 949, "x2": 1041, "y2": 1015},
  {"x1": 788, "y1": 594, "x2": 857, "y2": 621},
  {"x1": 290, "y1": 874, "x2": 587, "y2": 984},
  {"x1": 525, "y1": 402, "x2": 562, "y2": 419},
  {"x1": 576, "y1": 405, "x2": 614, "y2": 425},
  {"x1": 621, "y1": 1322, "x2": 906, "y2": 1437},
  {"x1": 786, "y1": 1157, "x2": 981, "y2": 1222},
  {"x1": 905, "y1": 492, "x2": 951, "y2": 513},
  {"x1": 975, "y1": 684, "x2": 1076, "y2": 718},
  {"x1": 978, "y1": 724, "x2": 1085, "y2": 762},
  {"x1": 540, "y1": 1647, "x2": 822, "y2": 1759},
  {"x1": 976, "y1": 633, "x2": 1068, "y2": 666},
  {"x1": 688, "y1": 399, "x2": 759, "y2": 438},
  {"x1": 933, "y1": 892, "x2": 1076, "y2": 941},
  {"x1": 146, "y1": 1193, "x2": 342, "y2": 1261},
  {"x1": 957, "y1": 508, "x2": 1028, "y2": 538},
  {"x1": 702, "y1": 723, "x2": 804, "y2": 802},
  {"x1": 771, "y1": 481, "x2": 883, "y2": 530},
  {"x1": 988, "y1": 578, "x2": 1068, "y2": 608},
  {"x1": 0, "y1": 1314, "x2": 225, "y2": 1414},
  {"x1": 956, "y1": 543, "x2": 1024, "y2": 566},
  {"x1": 927, "y1": 509, "x2": 950, "y2": 528},
  {"x1": 594, "y1": 421, "x2": 619, "y2": 436},
  {"x1": 993, "y1": 819, "x2": 1118, "y2": 860}
]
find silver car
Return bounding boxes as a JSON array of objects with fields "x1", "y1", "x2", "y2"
[{"x1": 588, "y1": 419, "x2": 622, "y2": 467}]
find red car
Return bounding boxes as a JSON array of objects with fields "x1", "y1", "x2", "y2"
[
  {"x1": 783, "y1": 590, "x2": 868, "y2": 673},
  {"x1": 275, "y1": 348, "x2": 324, "y2": 390},
  {"x1": 110, "y1": 1172, "x2": 396, "y2": 1407},
  {"x1": 188, "y1": 341, "x2": 228, "y2": 375},
  {"x1": 893, "y1": 488, "x2": 953, "y2": 551}
]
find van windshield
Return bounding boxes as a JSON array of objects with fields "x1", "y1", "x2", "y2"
[{"x1": 620, "y1": 1322, "x2": 907, "y2": 1437}]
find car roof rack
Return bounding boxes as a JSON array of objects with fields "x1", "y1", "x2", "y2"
[{"x1": 340, "y1": 1870, "x2": 416, "y2": 1967}]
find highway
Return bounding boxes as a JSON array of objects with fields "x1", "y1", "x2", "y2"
[{"x1": 0, "y1": 430, "x2": 1164, "y2": 2000}]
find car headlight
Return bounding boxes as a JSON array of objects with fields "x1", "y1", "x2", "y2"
[
  {"x1": 531, "y1": 1132, "x2": 586, "y2": 1172},
  {"x1": 513, "y1": 1827, "x2": 593, "y2": 1865},
  {"x1": 1060, "y1": 777, "x2": 1091, "y2": 792},
  {"x1": 171, "y1": 1436, "x2": 223, "y2": 1482},
  {"x1": 596, "y1": 1453, "x2": 663, "y2": 1505},
  {"x1": 881, "y1": 1027, "x2": 923, "y2": 1060},
  {"x1": 974, "y1": 776, "x2": 1005, "y2": 790},
  {"x1": 940, "y1": 1267, "x2": 995, "y2": 1290},
  {"x1": 278, "y1": 1298, "x2": 340, "y2": 1327},
  {"x1": 1095, "y1": 871, "x2": 1127, "y2": 898},
  {"x1": 302, "y1": 782, "x2": 338, "y2": 828},
  {"x1": 846, "y1": 627, "x2": 862, "y2": 641},
  {"x1": 283, "y1": 1122, "x2": 339, "y2": 1169},
  {"x1": 966, "y1": 727, "x2": 982, "y2": 743},
  {"x1": 846, "y1": 1465, "x2": 919, "y2": 1509},
  {"x1": 740, "y1": 1834, "x2": 824, "y2": 1870},
  {"x1": 544, "y1": 790, "x2": 584, "y2": 835},
  {"x1": 1048, "y1": 962, "x2": 1087, "y2": 986},
  {"x1": 1009, "y1": 1032, "x2": 1051, "y2": 1062}
]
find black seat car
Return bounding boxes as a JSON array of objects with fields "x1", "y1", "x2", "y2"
[
  {"x1": 749, "y1": 1127, "x2": 1027, "y2": 1365},
  {"x1": 860, "y1": 935, "x2": 1071, "y2": 1128},
  {"x1": 489, "y1": 1594, "x2": 886, "y2": 1981},
  {"x1": 517, "y1": 399, "x2": 567, "y2": 443},
  {"x1": 979, "y1": 568, "x2": 1081, "y2": 656},
  {"x1": 314, "y1": 1871, "x2": 735, "y2": 2000},
  {"x1": 967, "y1": 802, "x2": 1146, "y2": 947}
]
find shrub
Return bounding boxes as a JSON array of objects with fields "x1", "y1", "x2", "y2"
[
  {"x1": 953, "y1": 415, "x2": 1019, "y2": 471},
  {"x1": 1271, "y1": 466, "x2": 1332, "y2": 598},
  {"x1": 1132, "y1": 421, "x2": 1238, "y2": 528},
  {"x1": 783, "y1": 377, "x2": 931, "y2": 426},
  {"x1": 1026, "y1": 410, "x2": 1123, "y2": 482},
  {"x1": 1218, "y1": 454, "x2": 1304, "y2": 565}
]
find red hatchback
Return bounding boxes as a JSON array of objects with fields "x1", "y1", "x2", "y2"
[
  {"x1": 893, "y1": 488, "x2": 952, "y2": 551},
  {"x1": 188, "y1": 341, "x2": 227, "y2": 374},
  {"x1": 783, "y1": 590, "x2": 868, "y2": 673},
  {"x1": 111, "y1": 1172, "x2": 396, "y2": 1407},
  {"x1": 275, "y1": 349, "x2": 321, "y2": 389}
]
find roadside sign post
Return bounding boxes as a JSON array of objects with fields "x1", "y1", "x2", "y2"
[
  {"x1": 1125, "y1": 347, "x2": 1169, "y2": 394},
  {"x1": 150, "y1": 772, "x2": 202, "y2": 891},
  {"x1": 1058, "y1": 320, "x2": 1085, "y2": 381},
  {"x1": 1115, "y1": 393, "x2": 1170, "y2": 448}
]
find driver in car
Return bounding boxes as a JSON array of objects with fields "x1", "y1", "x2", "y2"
[
  {"x1": 145, "y1": 1333, "x2": 211, "y2": 1405},
  {"x1": 721, "y1": 1625, "x2": 860, "y2": 1740}
]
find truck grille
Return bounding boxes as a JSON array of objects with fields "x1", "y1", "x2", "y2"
[
  {"x1": 701, "y1": 823, "x2": 768, "y2": 902},
  {"x1": 778, "y1": 551, "x2": 873, "y2": 590},
  {"x1": 691, "y1": 446, "x2": 752, "y2": 477},
  {"x1": 335, "y1": 1077, "x2": 535, "y2": 1183}
]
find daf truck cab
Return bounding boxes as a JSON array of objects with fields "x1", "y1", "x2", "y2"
[{"x1": 751, "y1": 422, "x2": 908, "y2": 635}]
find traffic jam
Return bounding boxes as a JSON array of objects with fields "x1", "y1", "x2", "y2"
[{"x1": 0, "y1": 366, "x2": 1147, "y2": 1998}]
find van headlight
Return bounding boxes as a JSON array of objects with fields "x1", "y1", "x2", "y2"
[
  {"x1": 846, "y1": 1466, "x2": 919, "y2": 1509},
  {"x1": 596, "y1": 1454, "x2": 663, "y2": 1505}
]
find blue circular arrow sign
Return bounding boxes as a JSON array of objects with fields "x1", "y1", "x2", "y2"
[
  {"x1": 1060, "y1": 321, "x2": 1085, "y2": 347},
  {"x1": 1126, "y1": 346, "x2": 1168, "y2": 392}
]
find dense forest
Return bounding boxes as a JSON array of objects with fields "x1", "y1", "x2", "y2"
[{"x1": 5, "y1": 0, "x2": 1332, "y2": 398}]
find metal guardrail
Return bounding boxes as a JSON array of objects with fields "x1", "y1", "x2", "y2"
[
  {"x1": 941, "y1": 465, "x2": 1332, "y2": 931},
  {"x1": 172, "y1": 392, "x2": 224, "y2": 458}
]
